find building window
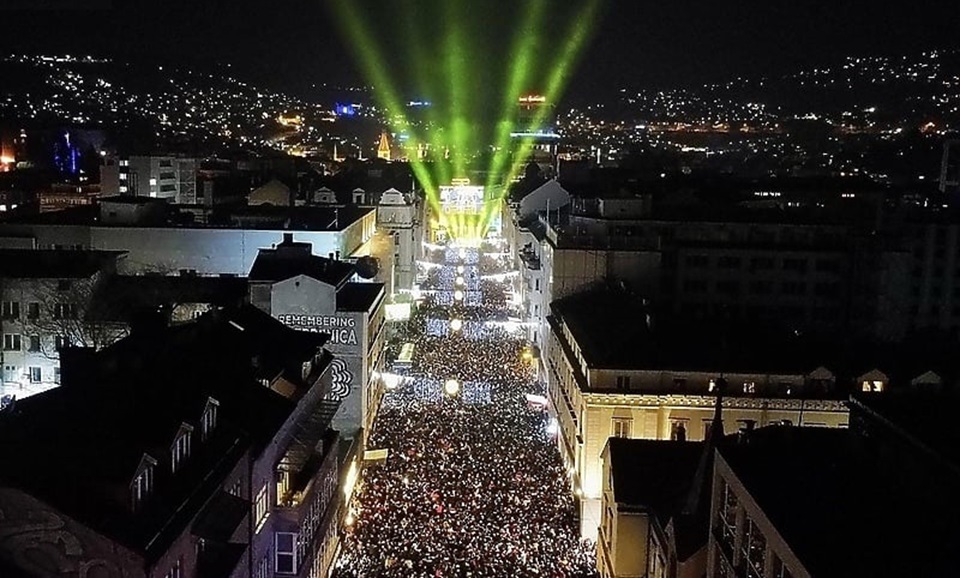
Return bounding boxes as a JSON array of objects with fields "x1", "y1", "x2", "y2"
[
  {"x1": 255, "y1": 555, "x2": 269, "y2": 578},
  {"x1": 201, "y1": 398, "x2": 219, "y2": 440},
  {"x1": 54, "y1": 367, "x2": 61, "y2": 384},
  {"x1": 861, "y1": 380, "x2": 884, "y2": 392},
  {"x1": 55, "y1": 335, "x2": 67, "y2": 350},
  {"x1": 27, "y1": 336, "x2": 40, "y2": 352},
  {"x1": 743, "y1": 381, "x2": 756, "y2": 394},
  {"x1": 670, "y1": 420, "x2": 688, "y2": 441},
  {"x1": 227, "y1": 478, "x2": 242, "y2": 497},
  {"x1": 27, "y1": 302, "x2": 40, "y2": 320},
  {"x1": 171, "y1": 427, "x2": 192, "y2": 472},
  {"x1": 3, "y1": 334, "x2": 22, "y2": 351},
  {"x1": 275, "y1": 532, "x2": 298, "y2": 574},
  {"x1": 255, "y1": 483, "x2": 270, "y2": 531},
  {"x1": 132, "y1": 463, "x2": 155, "y2": 510},
  {"x1": 742, "y1": 516, "x2": 767, "y2": 578},
  {"x1": 1, "y1": 301, "x2": 20, "y2": 320},
  {"x1": 718, "y1": 480, "x2": 738, "y2": 551},
  {"x1": 163, "y1": 560, "x2": 181, "y2": 578},
  {"x1": 52, "y1": 303, "x2": 77, "y2": 320},
  {"x1": 28, "y1": 366, "x2": 41, "y2": 383},
  {"x1": 611, "y1": 418, "x2": 632, "y2": 439},
  {"x1": 615, "y1": 375, "x2": 631, "y2": 390},
  {"x1": 772, "y1": 555, "x2": 793, "y2": 578}
]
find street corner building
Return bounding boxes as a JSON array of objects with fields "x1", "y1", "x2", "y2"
[{"x1": 0, "y1": 305, "x2": 352, "y2": 578}]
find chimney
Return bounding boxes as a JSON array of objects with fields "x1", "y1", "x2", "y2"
[
  {"x1": 282, "y1": 232, "x2": 294, "y2": 244},
  {"x1": 335, "y1": 250, "x2": 341, "y2": 261}
]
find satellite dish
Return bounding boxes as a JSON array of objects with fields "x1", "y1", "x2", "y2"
[{"x1": 355, "y1": 256, "x2": 379, "y2": 279}]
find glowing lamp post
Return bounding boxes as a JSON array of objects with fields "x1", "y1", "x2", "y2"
[
  {"x1": 450, "y1": 318, "x2": 463, "y2": 332},
  {"x1": 454, "y1": 289, "x2": 464, "y2": 301},
  {"x1": 444, "y1": 379, "x2": 461, "y2": 397},
  {"x1": 456, "y1": 265, "x2": 465, "y2": 274},
  {"x1": 455, "y1": 276, "x2": 465, "y2": 287}
]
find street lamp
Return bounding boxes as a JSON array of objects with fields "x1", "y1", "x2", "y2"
[
  {"x1": 450, "y1": 318, "x2": 463, "y2": 332},
  {"x1": 456, "y1": 265, "x2": 465, "y2": 274},
  {"x1": 444, "y1": 379, "x2": 461, "y2": 396},
  {"x1": 455, "y1": 276, "x2": 465, "y2": 287},
  {"x1": 454, "y1": 290, "x2": 464, "y2": 301}
]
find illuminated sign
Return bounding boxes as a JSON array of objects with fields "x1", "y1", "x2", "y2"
[
  {"x1": 276, "y1": 314, "x2": 359, "y2": 345},
  {"x1": 439, "y1": 185, "x2": 485, "y2": 214},
  {"x1": 519, "y1": 95, "x2": 547, "y2": 103},
  {"x1": 385, "y1": 302, "x2": 412, "y2": 321}
]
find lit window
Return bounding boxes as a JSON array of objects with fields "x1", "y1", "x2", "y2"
[
  {"x1": 171, "y1": 426, "x2": 193, "y2": 472},
  {"x1": 254, "y1": 483, "x2": 270, "y2": 531},
  {"x1": 275, "y1": 532, "x2": 299, "y2": 574},
  {"x1": 119, "y1": 185, "x2": 128, "y2": 193},
  {"x1": 201, "y1": 398, "x2": 219, "y2": 440},
  {"x1": 743, "y1": 381, "x2": 756, "y2": 394},
  {"x1": 163, "y1": 559, "x2": 181, "y2": 578},
  {"x1": 132, "y1": 460, "x2": 155, "y2": 510},
  {"x1": 862, "y1": 380, "x2": 884, "y2": 392}
]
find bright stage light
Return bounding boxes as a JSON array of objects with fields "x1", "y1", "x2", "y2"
[
  {"x1": 454, "y1": 290, "x2": 464, "y2": 301},
  {"x1": 450, "y1": 318, "x2": 463, "y2": 332},
  {"x1": 444, "y1": 379, "x2": 461, "y2": 396}
]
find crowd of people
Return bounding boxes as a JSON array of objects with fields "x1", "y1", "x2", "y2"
[{"x1": 333, "y1": 240, "x2": 597, "y2": 578}]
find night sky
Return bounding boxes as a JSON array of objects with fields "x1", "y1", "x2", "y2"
[{"x1": 1, "y1": 0, "x2": 958, "y2": 100}]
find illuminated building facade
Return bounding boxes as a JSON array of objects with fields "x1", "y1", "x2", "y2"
[
  {"x1": 0, "y1": 200, "x2": 377, "y2": 276},
  {"x1": 513, "y1": 95, "x2": 560, "y2": 176},
  {"x1": 545, "y1": 288, "x2": 851, "y2": 539},
  {"x1": 248, "y1": 235, "x2": 387, "y2": 448}
]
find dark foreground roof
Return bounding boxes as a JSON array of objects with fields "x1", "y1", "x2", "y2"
[
  {"x1": 0, "y1": 248, "x2": 126, "y2": 278},
  {"x1": 336, "y1": 282, "x2": 385, "y2": 313},
  {"x1": 0, "y1": 305, "x2": 331, "y2": 564},
  {"x1": 720, "y1": 426, "x2": 960, "y2": 578}
]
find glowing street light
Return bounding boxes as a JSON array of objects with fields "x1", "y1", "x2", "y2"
[
  {"x1": 454, "y1": 289, "x2": 464, "y2": 301},
  {"x1": 456, "y1": 265, "x2": 465, "y2": 274},
  {"x1": 444, "y1": 379, "x2": 461, "y2": 396},
  {"x1": 450, "y1": 318, "x2": 463, "y2": 332},
  {"x1": 455, "y1": 276, "x2": 465, "y2": 287}
]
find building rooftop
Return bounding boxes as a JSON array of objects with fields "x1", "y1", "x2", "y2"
[
  {"x1": 249, "y1": 235, "x2": 356, "y2": 289},
  {"x1": 719, "y1": 426, "x2": 960, "y2": 578},
  {"x1": 336, "y1": 282, "x2": 385, "y2": 313},
  {"x1": 550, "y1": 286, "x2": 960, "y2": 392},
  {"x1": 0, "y1": 305, "x2": 332, "y2": 563},
  {"x1": 1, "y1": 203, "x2": 373, "y2": 232},
  {"x1": 607, "y1": 437, "x2": 703, "y2": 520},
  {"x1": 0, "y1": 248, "x2": 126, "y2": 278}
]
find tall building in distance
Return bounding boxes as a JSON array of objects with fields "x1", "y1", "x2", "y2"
[
  {"x1": 940, "y1": 139, "x2": 960, "y2": 194},
  {"x1": 512, "y1": 95, "x2": 560, "y2": 177},
  {"x1": 118, "y1": 155, "x2": 198, "y2": 204}
]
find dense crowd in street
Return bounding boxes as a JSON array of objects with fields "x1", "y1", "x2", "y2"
[{"x1": 334, "y1": 241, "x2": 597, "y2": 578}]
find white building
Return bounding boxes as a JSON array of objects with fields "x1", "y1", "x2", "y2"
[
  {"x1": 120, "y1": 155, "x2": 198, "y2": 204},
  {"x1": 377, "y1": 187, "x2": 421, "y2": 297},
  {"x1": 0, "y1": 249, "x2": 126, "y2": 400},
  {"x1": 0, "y1": 199, "x2": 377, "y2": 276}
]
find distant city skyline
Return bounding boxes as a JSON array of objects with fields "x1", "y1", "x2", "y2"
[{"x1": 0, "y1": 0, "x2": 958, "y2": 101}]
